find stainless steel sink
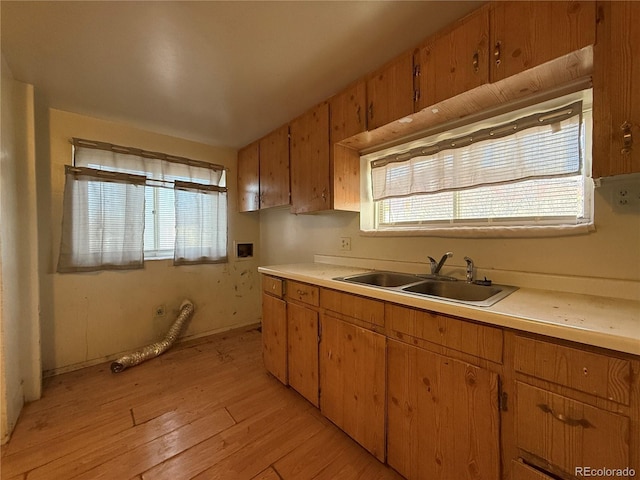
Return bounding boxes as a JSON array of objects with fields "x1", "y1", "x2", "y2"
[
  {"x1": 401, "y1": 280, "x2": 517, "y2": 306},
  {"x1": 337, "y1": 271, "x2": 423, "y2": 287},
  {"x1": 334, "y1": 271, "x2": 517, "y2": 307}
]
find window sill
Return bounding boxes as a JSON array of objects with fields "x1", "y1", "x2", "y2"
[{"x1": 360, "y1": 223, "x2": 595, "y2": 239}]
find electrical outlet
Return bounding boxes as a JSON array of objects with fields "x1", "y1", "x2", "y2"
[
  {"x1": 154, "y1": 305, "x2": 166, "y2": 317},
  {"x1": 340, "y1": 237, "x2": 351, "y2": 251},
  {"x1": 615, "y1": 186, "x2": 640, "y2": 207}
]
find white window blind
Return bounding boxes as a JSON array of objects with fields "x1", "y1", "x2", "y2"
[
  {"x1": 369, "y1": 100, "x2": 591, "y2": 231},
  {"x1": 57, "y1": 166, "x2": 146, "y2": 272}
]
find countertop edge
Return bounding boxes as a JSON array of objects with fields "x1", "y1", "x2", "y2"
[{"x1": 258, "y1": 264, "x2": 640, "y2": 357}]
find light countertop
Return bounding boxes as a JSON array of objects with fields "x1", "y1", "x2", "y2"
[{"x1": 258, "y1": 263, "x2": 640, "y2": 356}]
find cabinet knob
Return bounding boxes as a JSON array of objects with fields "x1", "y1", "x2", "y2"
[
  {"x1": 493, "y1": 42, "x2": 502, "y2": 67},
  {"x1": 621, "y1": 121, "x2": 633, "y2": 154},
  {"x1": 472, "y1": 51, "x2": 480, "y2": 73}
]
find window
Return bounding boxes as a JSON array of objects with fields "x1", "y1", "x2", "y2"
[
  {"x1": 361, "y1": 91, "x2": 594, "y2": 236},
  {"x1": 57, "y1": 139, "x2": 227, "y2": 273}
]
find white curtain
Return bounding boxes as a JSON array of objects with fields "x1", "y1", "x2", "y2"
[
  {"x1": 371, "y1": 113, "x2": 581, "y2": 201},
  {"x1": 57, "y1": 166, "x2": 146, "y2": 272},
  {"x1": 73, "y1": 144, "x2": 224, "y2": 186},
  {"x1": 173, "y1": 181, "x2": 228, "y2": 265}
]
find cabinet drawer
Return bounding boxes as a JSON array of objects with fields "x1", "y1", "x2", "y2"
[
  {"x1": 511, "y1": 460, "x2": 554, "y2": 480},
  {"x1": 262, "y1": 275, "x2": 284, "y2": 298},
  {"x1": 516, "y1": 382, "x2": 630, "y2": 478},
  {"x1": 514, "y1": 336, "x2": 631, "y2": 405},
  {"x1": 320, "y1": 289, "x2": 385, "y2": 327},
  {"x1": 286, "y1": 280, "x2": 319, "y2": 307},
  {"x1": 386, "y1": 303, "x2": 503, "y2": 363}
]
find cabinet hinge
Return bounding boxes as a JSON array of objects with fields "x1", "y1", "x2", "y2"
[
  {"x1": 318, "y1": 321, "x2": 322, "y2": 344},
  {"x1": 498, "y1": 380, "x2": 508, "y2": 412},
  {"x1": 413, "y1": 64, "x2": 420, "y2": 76},
  {"x1": 413, "y1": 90, "x2": 420, "y2": 103}
]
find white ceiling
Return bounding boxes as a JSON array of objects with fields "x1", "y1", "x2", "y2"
[{"x1": 1, "y1": 1, "x2": 483, "y2": 149}]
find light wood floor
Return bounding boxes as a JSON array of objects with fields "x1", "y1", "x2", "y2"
[{"x1": 0, "y1": 325, "x2": 403, "y2": 480}]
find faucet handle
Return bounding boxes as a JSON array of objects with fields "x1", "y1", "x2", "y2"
[
  {"x1": 427, "y1": 256, "x2": 437, "y2": 274},
  {"x1": 464, "y1": 256, "x2": 474, "y2": 283}
]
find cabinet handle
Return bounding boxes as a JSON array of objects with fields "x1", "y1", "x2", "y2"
[
  {"x1": 296, "y1": 289, "x2": 308, "y2": 296},
  {"x1": 493, "y1": 42, "x2": 501, "y2": 67},
  {"x1": 322, "y1": 189, "x2": 327, "y2": 201},
  {"x1": 356, "y1": 105, "x2": 361, "y2": 126},
  {"x1": 536, "y1": 403, "x2": 594, "y2": 428},
  {"x1": 622, "y1": 121, "x2": 633, "y2": 154},
  {"x1": 472, "y1": 51, "x2": 480, "y2": 73}
]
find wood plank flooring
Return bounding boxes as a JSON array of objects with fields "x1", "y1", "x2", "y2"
[{"x1": 0, "y1": 325, "x2": 403, "y2": 480}]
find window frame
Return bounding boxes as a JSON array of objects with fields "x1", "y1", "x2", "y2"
[
  {"x1": 360, "y1": 90, "x2": 595, "y2": 237},
  {"x1": 71, "y1": 139, "x2": 228, "y2": 265}
]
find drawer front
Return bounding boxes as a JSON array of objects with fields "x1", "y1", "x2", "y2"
[
  {"x1": 511, "y1": 460, "x2": 554, "y2": 480},
  {"x1": 386, "y1": 303, "x2": 503, "y2": 364},
  {"x1": 320, "y1": 288, "x2": 385, "y2": 327},
  {"x1": 514, "y1": 336, "x2": 631, "y2": 405},
  {"x1": 516, "y1": 382, "x2": 630, "y2": 478},
  {"x1": 262, "y1": 275, "x2": 284, "y2": 298},
  {"x1": 286, "y1": 280, "x2": 319, "y2": 307}
]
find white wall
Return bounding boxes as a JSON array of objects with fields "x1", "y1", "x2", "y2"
[
  {"x1": 0, "y1": 55, "x2": 40, "y2": 444},
  {"x1": 40, "y1": 109, "x2": 261, "y2": 375},
  {"x1": 259, "y1": 180, "x2": 640, "y2": 284}
]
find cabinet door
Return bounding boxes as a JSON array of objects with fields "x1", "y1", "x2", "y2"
[
  {"x1": 259, "y1": 125, "x2": 290, "y2": 208},
  {"x1": 366, "y1": 51, "x2": 415, "y2": 130},
  {"x1": 237, "y1": 141, "x2": 259, "y2": 212},
  {"x1": 319, "y1": 315, "x2": 386, "y2": 461},
  {"x1": 516, "y1": 382, "x2": 630, "y2": 477},
  {"x1": 490, "y1": 1, "x2": 596, "y2": 82},
  {"x1": 593, "y1": 1, "x2": 640, "y2": 177},
  {"x1": 287, "y1": 302, "x2": 319, "y2": 406},
  {"x1": 329, "y1": 80, "x2": 367, "y2": 144},
  {"x1": 387, "y1": 340, "x2": 500, "y2": 480},
  {"x1": 262, "y1": 292, "x2": 287, "y2": 384},
  {"x1": 289, "y1": 103, "x2": 331, "y2": 214},
  {"x1": 418, "y1": 7, "x2": 489, "y2": 110}
]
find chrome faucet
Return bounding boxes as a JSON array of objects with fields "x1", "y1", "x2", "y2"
[
  {"x1": 428, "y1": 252, "x2": 453, "y2": 275},
  {"x1": 464, "y1": 256, "x2": 474, "y2": 283}
]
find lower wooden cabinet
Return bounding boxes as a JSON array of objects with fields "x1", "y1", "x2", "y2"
[
  {"x1": 287, "y1": 301, "x2": 319, "y2": 407},
  {"x1": 387, "y1": 339, "x2": 501, "y2": 480},
  {"x1": 319, "y1": 314, "x2": 386, "y2": 461},
  {"x1": 261, "y1": 291, "x2": 287, "y2": 385},
  {"x1": 516, "y1": 381, "x2": 631, "y2": 479}
]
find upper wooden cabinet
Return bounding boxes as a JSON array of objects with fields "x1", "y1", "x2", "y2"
[
  {"x1": 290, "y1": 103, "x2": 331, "y2": 214},
  {"x1": 259, "y1": 125, "x2": 290, "y2": 209},
  {"x1": 417, "y1": 6, "x2": 490, "y2": 110},
  {"x1": 593, "y1": 1, "x2": 640, "y2": 177},
  {"x1": 329, "y1": 80, "x2": 367, "y2": 144},
  {"x1": 237, "y1": 125, "x2": 290, "y2": 213},
  {"x1": 366, "y1": 51, "x2": 416, "y2": 130},
  {"x1": 490, "y1": 1, "x2": 596, "y2": 82},
  {"x1": 290, "y1": 103, "x2": 360, "y2": 214},
  {"x1": 237, "y1": 141, "x2": 259, "y2": 212}
]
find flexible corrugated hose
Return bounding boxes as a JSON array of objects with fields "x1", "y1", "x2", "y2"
[{"x1": 110, "y1": 299, "x2": 195, "y2": 373}]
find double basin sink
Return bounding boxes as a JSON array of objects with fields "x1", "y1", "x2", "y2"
[{"x1": 334, "y1": 271, "x2": 517, "y2": 307}]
